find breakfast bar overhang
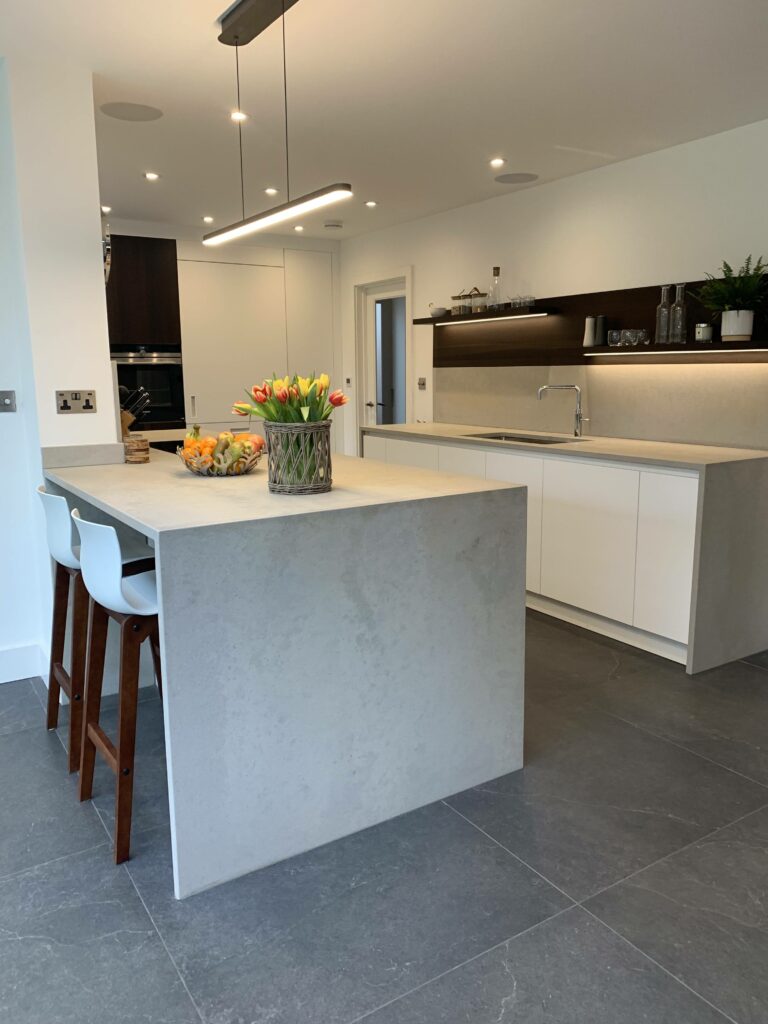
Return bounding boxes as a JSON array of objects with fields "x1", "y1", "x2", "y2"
[{"x1": 45, "y1": 452, "x2": 526, "y2": 898}]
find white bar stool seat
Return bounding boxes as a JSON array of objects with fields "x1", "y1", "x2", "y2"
[
  {"x1": 71, "y1": 508, "x2": 162, "y2": 864},
  {"x1": 36, "y1": 486, "x2": 154, "y2": 773}
]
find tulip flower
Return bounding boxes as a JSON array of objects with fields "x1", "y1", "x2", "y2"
[
  {"x1": 275, "y1": 387, "x2": 289, "y2": 404},
  {"x1": 297, "y1": 376, "x2": 311, "y2": 398},
  {"x1": 232, "y1": 402, "x2": 251, "y2": 416},
  {"x1": 317, "y1": 373, "x2": 330, "y2": 394},
  {"x1": 263, "y1": 382, "x2": 273, "y2": 398},
  {"x1": 252, "y1": 389, "x2": 268, "y2": 404},
  {"x1": 328, "y1": 389, "x2": 348, "y2": 407},
  {"x1": 289, "y1": 385, "x2": 300, "y2": 400}
]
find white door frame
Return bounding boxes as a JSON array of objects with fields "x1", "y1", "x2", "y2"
[{"x1": 353, "y1": 268, "x2": 413, "y2": 452}]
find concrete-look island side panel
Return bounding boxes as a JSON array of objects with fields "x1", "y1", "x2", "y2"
[{"x1": 46, "y1": 453, "x2": 527, "y2": 898}]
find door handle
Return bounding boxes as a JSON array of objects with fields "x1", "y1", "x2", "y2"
[{"x1": 366, "y1": 401, "x2": 385, "y2": 407}]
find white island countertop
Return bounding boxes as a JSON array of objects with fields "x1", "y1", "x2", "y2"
[
  {"x1": 45, "y1": 449, "x2": 516, "y2": 539},
  {"x1": 361, "y1": 422, "x2": 768, "y2": 470}
]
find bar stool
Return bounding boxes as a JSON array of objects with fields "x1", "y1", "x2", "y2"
[
  {"x1": 72, "y1": 509, "x2": 161, "y2": 863},
  {"x1": 37, "y1": 486, "x2": 154, "y2": 773}
]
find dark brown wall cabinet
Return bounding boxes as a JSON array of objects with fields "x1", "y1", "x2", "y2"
[{"x1": 106, "y1": 235, "x2": 182, "y2": 350}]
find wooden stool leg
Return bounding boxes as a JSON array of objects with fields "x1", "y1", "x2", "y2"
[
  {"x1": 114, "y1": 619, "x2": 143, "y2": 864},
  {"x1": 149, "y1": 624, "x2": 163, "y2": 702},
  {"x1": 67, "y1": 574, "x2": 89, "y2": 773},
  {"x1": 46, "y1": 562, "x2": 70, "y2": 730},
  {"x1": 79, "y1": 602, "x2": 109, "y2": 802}
]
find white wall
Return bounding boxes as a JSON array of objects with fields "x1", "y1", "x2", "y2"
[
  {"x1": 339, "y1": 118, "x2": 768, "y2": 452},
  {"x1": 1, "y1": 57, "x2": 118, "y2": 682},
  {"x1": 0, "y1": 60, "x2": 48, "y2": 682}
]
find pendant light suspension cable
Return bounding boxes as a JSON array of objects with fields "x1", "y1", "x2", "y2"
[
  {"x1": 235, "y1": 40, "x2": 246, "y2": 220},
  {"x1": 281, "y1": 0, "x2": 290, "y2": 202},
  {"x1": 204, "y1": 1, "x2": 352, "y2": 247}
]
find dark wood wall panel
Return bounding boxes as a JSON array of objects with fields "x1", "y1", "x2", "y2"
[
  {"x1": 106, "y1": 235, "x2": 182, "y2": 350},
  {"x1": 431, "y1": 281, "x2": 767, "y2": 367}
]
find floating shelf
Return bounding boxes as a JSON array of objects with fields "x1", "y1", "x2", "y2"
[
  {"x1": 413, "y1": 307, "x2": 552, "y2": 326},
  {"x1": 584, "y1": 343, "x2": 768, "y2": 364}
]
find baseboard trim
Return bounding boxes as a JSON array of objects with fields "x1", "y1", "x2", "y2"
[
  {"x1": 526, "y1": 594, "x2": 688, "y2": 666},
  {"x1": 0, "y1": 644, "x2": 47, "y2": 684}
]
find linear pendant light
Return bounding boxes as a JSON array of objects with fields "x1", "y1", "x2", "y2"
[
  {"x1": 203, "y1": 184, "x2": 352, "y2": 245},
  {"x1": 205, "y1": 0, "x2": 352, "y2": 246}
]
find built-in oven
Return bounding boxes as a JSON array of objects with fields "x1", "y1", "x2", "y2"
[{"x1": 112, "y1": 350, "x2": 186, "y2": 430}]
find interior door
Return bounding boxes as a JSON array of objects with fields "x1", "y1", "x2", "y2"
[
  {"x1": 362, "y1": 287, "x2": 406, "y2": 427},
  {"x1": 178, "y1": 261, "x2": 286, "y2": 426}
]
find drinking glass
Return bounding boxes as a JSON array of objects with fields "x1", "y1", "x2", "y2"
[{"x1": 607, "y1": 330, "x2": 621, "y2": 347}]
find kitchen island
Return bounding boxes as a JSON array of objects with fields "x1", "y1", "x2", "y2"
[{"x1": 45, "y1": 452, "x2": 526, "y2": 898}]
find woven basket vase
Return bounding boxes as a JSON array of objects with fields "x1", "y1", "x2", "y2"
[{"x1": 265, "y1": 420, "x2": 332, "y2": 494}]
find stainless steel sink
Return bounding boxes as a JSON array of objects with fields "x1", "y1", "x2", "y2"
[{"x1": 463, "y1": 432, "x2": 585, "y2": 445}]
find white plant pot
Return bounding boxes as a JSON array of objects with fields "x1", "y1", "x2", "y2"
[{"x1": 721, "y1": 309, "x2": 754, "y2": 342}]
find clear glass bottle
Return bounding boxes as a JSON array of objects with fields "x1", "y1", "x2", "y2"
[
  {"x1": 669, "y1": 283, "x2": 687, "y2": 345},
  {"x1": 655, "y1": 285, "x2": 671, "y2": 345},
  {"x1": 488, "y1": 266, "x2": 502, "y2": 311}
]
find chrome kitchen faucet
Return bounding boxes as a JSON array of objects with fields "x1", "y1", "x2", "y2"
[{"x1": 537, "y1": 384, "x2": 588, "y2": 437}]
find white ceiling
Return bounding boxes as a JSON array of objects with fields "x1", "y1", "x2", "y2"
[{"x1": 3, "y1": 0, "x2": 768, "y2": 239}]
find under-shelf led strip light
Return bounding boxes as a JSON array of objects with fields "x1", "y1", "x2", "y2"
[
  {"x1": 435, "y1": 313, "x2": 549, "y2": 325},
  {"x1": 583, "y1": 347, "x2": 767, "y2": 356}
]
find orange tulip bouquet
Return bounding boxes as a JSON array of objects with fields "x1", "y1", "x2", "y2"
[{"x1": 232, "y1": 373, "x2": 348, "y2": 494}]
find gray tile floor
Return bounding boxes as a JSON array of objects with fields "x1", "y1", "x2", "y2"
[{"x1": 1, "y1": 611, "x2": 767, "y2": 1023}]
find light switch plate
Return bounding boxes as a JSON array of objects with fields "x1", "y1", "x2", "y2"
[
  {"x1": 417, "y1": 377, "x2": 427, "y2": 391},
  {"x1": 56, "y1": 390, "x2": 97, "y2": 414},
  {"x1": 0, "y1": 390, "x2": 16, "y2": 412}
]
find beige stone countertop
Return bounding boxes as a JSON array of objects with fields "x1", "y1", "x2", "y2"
[
  {"x1": 361, "y1": 422, "x2": 768, "y2": 470},
  {"x1": 45, "y1": 449, "x2": 521, "y2": 539}
]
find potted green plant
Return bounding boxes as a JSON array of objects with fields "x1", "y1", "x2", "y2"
[{"x1": 695, "y1": 255, "x2": 767, "y2": 342}]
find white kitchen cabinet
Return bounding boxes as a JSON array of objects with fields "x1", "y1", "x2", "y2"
[
  {"x1": 486, "y1": 450, "x2": 544, "y2": 593},
  {"x1": 284, "y1": 250, "x2": 334, "y2": 378},
  {"x1": 179, "y1": 261, "x2": 286, "y2": 426},
  {"x1": 386, "y1": 438, "x2": 439, "y2": 471},
  {"x1": 437, "y1": 445, "x2": 486, "y2": 478},
  {"x1": 363, "y1": 434, "x2": 388, "y2": 461},
  {"x1": 541, "y1": 458, "x2": 639, "y2": 624},
  {"x1": 633, "y1": 471, "x2": 698, "y2": 642}
]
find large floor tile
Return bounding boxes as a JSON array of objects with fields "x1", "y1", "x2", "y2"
[
  {"x1": 586, "y1": 805, "x2": 768, "y2": 1024},
  {"x1": 583, "y1": 657, "x2": 768, "y2": 786},
  {"x1": 0, "y1": 728, "x2": 107, "y2": 879},
  {"x1": 524, "y1": 612, "x2": 661, "y2": 708},
  {"x1": 89, "y1": 696, "x2": 169, "y2": 838},
  {"x1": 0, "y1": 678, "x2": 43, "y2": 737},
  {"x1": 362, "y1": 906, "x2": 727, "y2": 1024},
  {"x1": 0, "y1": 845, "x2": 200, "y2": 1024},
  {"x1": 446, "y1": 702, "x2": 768, "y2": 900},
  {"x1": 127, "y1": 802, "x2": 569, "y2": 1024}
]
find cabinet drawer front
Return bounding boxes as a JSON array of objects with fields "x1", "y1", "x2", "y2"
[
  {"x1": 486, "y1": 450, "x2": 544, "y2": 593},
  {"x1": 437, "y1": 445, "x2": 486, "y2": 478},
  {"x1": 362, "y1": 434, "x2": 388, "y2": 462},
  {"x1": 634, "y1": 471, "x2": 698, "y2": 643},
  {"x1": 541, "y1": 458, "x2": 639, "y2": 624},
  {"x1": 385, "y1": 438, "x2": 439, "y2": 470}
]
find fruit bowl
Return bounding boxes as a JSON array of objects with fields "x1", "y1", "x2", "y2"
[{"x1": 177, "y1": 428, "x2": 265, "y2": 477}]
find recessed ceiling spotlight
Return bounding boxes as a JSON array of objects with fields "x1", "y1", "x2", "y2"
[
  {"x1": 203, "y1": 216, "x2": 214, "y2": 224},
  {"x1": 230, "y1": 110, "x2": 248, "y2": 122},
  {"x1": 100, "y1": 205, "x2": 112, "y2": 214},
  {"x1": 144, "y1": 171, "x2": 160, "y2": 181},
  {"x1": 100, "y1": 102, "x2": 163, "y2": 122},
  {"x1": 264, "y1": 187, "x2": 279, "y2": 196},
  {"x1": 365, "y1": 200, "x2": 377, "y2": 208},
  {"x1": 489, "y1": 157, "x2": 506, "y2": 168},
  {"x1": 495, "y1": 172, "x2": 539, "y2": 184},
  {"x1": 294, "y1": 225, "x2": 304, "y2": 232}
]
